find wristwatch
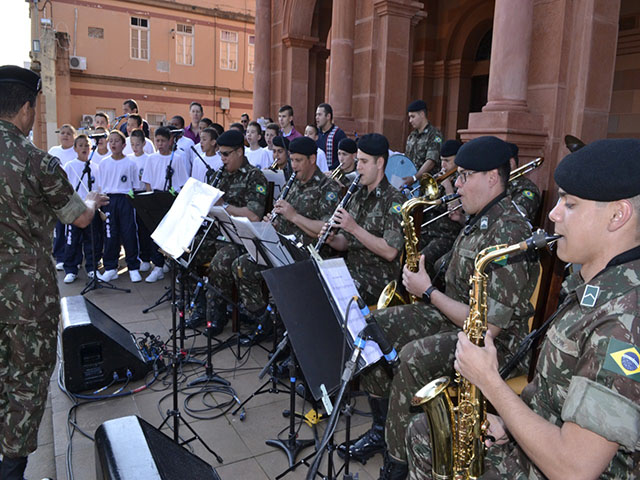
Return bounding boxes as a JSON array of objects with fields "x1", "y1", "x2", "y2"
[{"x1": 422, "y1": 285, "x2": 437, "y2": 304}]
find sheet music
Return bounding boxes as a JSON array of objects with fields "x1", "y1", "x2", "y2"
[
  {"x1": 316, "y1": 258, "x2": 383, "y2": 366},
  {"x1": 231, "y1": 217, "x2": 295, "y2": 267},
  {"x1": 209, "y1": 206, "x2": 243, "y2": 245},
  {"x1": 262, "y1": 169, "x2": 286, "y2": 198},
  {"x1": 151, "y1": 178, "x2": 224, "y2": 258}
]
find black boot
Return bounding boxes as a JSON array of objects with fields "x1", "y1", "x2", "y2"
[
  {"x1": 185, "y1": 288, "x2": 206, "y2": 329},
  {"x1": 191, "y1": 291, "x2": 228, "y2": 335},
  {"x1": 337, "y1": 396, "x2": 388, "y2": 464},
  {"x1": 239, "y1": 308, "x2": 272, "y2": 346},
  {"x1": 379, "y1": 451, "x2": 408, "y2": 480},
  {"x1": 0, "y1": 455, "x2": 28, "y2": 480}
]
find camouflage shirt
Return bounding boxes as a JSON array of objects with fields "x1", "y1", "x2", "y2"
[
  {"x1": 275, "y1": 167, "x2": 341, "y2": 245},
  {"x1": 405, "y1": 123, "x2": 443, "y2": 174},
  {"x1": 444, "y1": 194, "x2": 539, "y2": 373},
  {"x1": 218, "y1": 158, "x2": 268, "y2": 218},
  {"x1": 0, "y1": 120, "x2": 87, "y2": 325},
  {"x1": 508, "y1": 175, "x2": 541, "y2": 223},
  {"x1": 520, "y1": 252, "x2": 640, "y2": 478},
  {"x1": 343, "y1": 177, "x2": 405, "y2": 301}
]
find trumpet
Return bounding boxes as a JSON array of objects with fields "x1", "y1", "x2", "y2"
[
  {"x1": 270, "y1": 171, "x2": 297, "y2": 224},
  {"x1": 268, "y1": 157, "x2": 279, "y2": 171},
  {"x1": 329, "y1": 162, "x2": 344, "y2": 180},
  {"x1": 407, "y1": 166, "x2": 457, "y2": 196},
  {"x1": 315, "y1": 173, "x2": 362, "y2": 251}
]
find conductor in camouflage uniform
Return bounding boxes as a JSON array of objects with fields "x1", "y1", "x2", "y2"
[
  {"x1": 319, "y1": 133, "x2": 404, "y2": 306},
  {"x1": 232, "y1": 136, "x2": 341, "y2": 319},
  {"x1": 0, "y1": 66, "x2": 108, "y2": 479},
  {"x1": 340, "y1": 137, "x2": 540, "y2": 480},
  {"x1": 402, "y1": 100, "x2": 443, "y2": 188},
  {"x1": 407, "y1": 138, "x2": 640, "y2": 480},
  {"x1": 195, "y1": 129, "x2": 268, "y2": 332}
]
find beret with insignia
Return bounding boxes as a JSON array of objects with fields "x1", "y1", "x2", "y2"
[
  {"x1": 217, "y1": 129, "x2": 245, "y2": 147},
  {"x1": 455, "y1": 136, "x2": 511, "y2": 171},
  {"x1": 358, "y1": 133, "x2": 389, "y2": 157},
  {"x1": 407, "y1": 100, "x2": 427, "y2": 113},
  {"x1": 0, "y1": 65, "x2": 41, "y2": 93},
  {"x1": 440, "y1": 140, "x2": 462, "y2": 157},
  {"x1": 554, "y1": 138, "x2": 640, "y2": 201},
  {"x1": 289, "y1": 136, "x2": 317, "y2": 156},
  {"x1": 272, "y1": 136, "x2": 290, "y2": 150},
  {"x1": 338, "y1": 138, "x2": 357, "y2": 154}
]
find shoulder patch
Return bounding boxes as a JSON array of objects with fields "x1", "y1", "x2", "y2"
[
  {"x1": 580, "y1": 285, "x2": 600, "y2": 308},
  {"x1": 522, "y1": 190, "x2": 534, "y2": 199},
  {"x1": 326, "y1": 191, "x2": 338, "y2": 202},
  {"x1": 390, "y1": 202, "x2": 402, "y2": 214},
  {"x1": 46, "y1": 156, "x2": 61, "y2": 174},
  {"x1": 434, "y1": 136, "x2": 442, "y2": 143},
  {"x1": 603, "y1": 338, "x2": 640, "y2": 382},
  {"x1": 492, "y1": 254, "x2": 509, "y2": 266},
  {"x1": 256, "y1": 184, "x2": 266, "y2": 195}
]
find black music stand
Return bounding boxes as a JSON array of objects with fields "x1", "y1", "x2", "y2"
[{"x1": 129, "y1": 191, "x2": 175, "y2": 312}]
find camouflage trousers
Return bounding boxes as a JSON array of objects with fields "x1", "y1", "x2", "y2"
[
  {"x1": 358, "y1": 302, "x2": 461, "y2": 463},
  {"x1": 232, "y1": 253, "x2": 268, "y2": 313},
  {"x1": 0, "y1": 318, "x2": 57, "y2": 457},
  {"x1": 207, "y1": 242, "x2": 244, "y2": 302},
  {"x1": 406, "y1": 413, "x2": 539, "y2": 479}
]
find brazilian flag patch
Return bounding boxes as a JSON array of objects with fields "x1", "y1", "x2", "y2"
[
  {"x1": 435, "y1": 136, "x2": 442, "y2": 143},
  {"x1": 603, "y1": 338, "x2": 640, "y2": 382},
  {"x1": 492, "y1": 254, "x2": 509, "y2": 266},
  {"x1": 256, "y1": 184, "x2": 266, "y2": 195},
  {"x1": 391, "y1": 202, "x2": 402, "y2": 214},
  {"x1": 523, "y1": 190, "x2": 534, "y2": 199},
  {"x1": 326, "y1": 191, "x2": 338, "y2": 202}
]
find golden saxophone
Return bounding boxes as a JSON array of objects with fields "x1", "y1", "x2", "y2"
[{"x1": 411, "y1": 229, "x2": 559, "y2": 480}]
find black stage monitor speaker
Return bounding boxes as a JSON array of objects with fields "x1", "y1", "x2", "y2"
[
  {"x1": 59, "y1": 295, "x2": 152, "y2": 393},
  {"x1": 95, "y1": 415, "x2": 221, "y2": 480}
]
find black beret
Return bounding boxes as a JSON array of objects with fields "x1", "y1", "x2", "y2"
[
  {"x1": 407, "y1": 100, "x2": 427, "y2": 113},
  {"x1": 217, "y1": 129, "x2": 245, "y2": 147},
  {"x1": 454, "y1": 136, "x2": 511, "y2": 171},
  {"x1": 338, "y1": 138, "x2": 357, "y2": 154},
  {"x1": 554, "y1": 138, "x2": 640, "y2": 201},
  {"x1": 440, "y1": 140, "x2": 462, "y2": 157},
  {"x1": 289, "y1": 136, "x2": 317, "y2": 156},
  {"x1": 358, "y1": 133, "x2": 389, "y2": 157},
  {"x1": 507, "y1": 142, "x2": 519, "y2": 160},
  {"x1": 272, "y1": 135, "x2": 290, "y2": 150},
  {"x1": 0, "y1": 65, "x2": 41, "y2": 93}
]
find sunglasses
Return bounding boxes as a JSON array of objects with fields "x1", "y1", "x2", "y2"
[{"x1": 219, "y1": 148, "x2": 240, "y2": 158}]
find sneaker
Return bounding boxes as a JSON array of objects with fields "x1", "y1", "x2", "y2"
[
  {"x1": 63, "y1": 273, "x2": 77, "y2": 284},
  {"x1": 87, "y1": 271, "x2": 95, "y2": 279},
  {"x1": 129, "y1": 270, "x2": 142, "y2": 283},
  {"x1": 162, "y1": 264, "x2": 170, "y2": 274},
  {"x1": 139, "y1": 261, "x2": 151, "y2": 272},
  {"x1": 145, "y1": 266, "x2": 165, "y2": 283},
  {"x1": 55, "y1": 262, "x2": 64, "y2": 271},
  {"x1": 98, "y1": 269, "x2": 118, "y2": 282}
]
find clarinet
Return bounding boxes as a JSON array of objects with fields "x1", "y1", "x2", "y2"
[
  {"x1": 315, "y1": 173, "x2": 362, "y2": 251},
  {"x1": 210, "y1": 164, "x2": 225, "y2": 188},
  {"x1": 270, "y1": 171, "x2": 297, "y2": 224}
]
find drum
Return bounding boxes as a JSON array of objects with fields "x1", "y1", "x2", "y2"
[{"x1": 385, "y1": 154, "x2": 418, "y2": 198}]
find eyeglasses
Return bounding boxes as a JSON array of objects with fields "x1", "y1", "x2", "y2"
[
  {"x1": 219, "y1": 148, "x2": 240, "y2": 158},
  {"x1": 457, "y1": 169, "x2": 480, "y2": 184}
]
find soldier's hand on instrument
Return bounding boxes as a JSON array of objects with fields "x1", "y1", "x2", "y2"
[
  {"x1": 263, "y1": 213, "x2": 271, "y2": 222},
  {"x1": 332, "y1": 208, "x2": 355, "y2": 233},
  {"x1": 402, "y1": 175, "x2": 416, "y2": 187},
  {"x1": 274, "y1": 199, "x2": 296, "y2": 221},
  {"x1": 86, "y1": 191, "x2": 109, "y2": 208},
  {"x1": 454, "y1": 329, "x2": 500, "y2": 393},
  {"x1": 484, "y1": 414, "x2": 509, "y2": 447},
  {"x1": 402, "y1": 254, "x2": 431, "y2": 297}
]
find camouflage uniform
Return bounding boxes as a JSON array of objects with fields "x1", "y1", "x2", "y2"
[
  {"x1": 359, "y1": 194, "x2": 540, "y2": 463},
  {"x1": 342, "y1": 177, "x2": 404, "y2": 306},
  {"x1": 232, "y1": 167, "x2": 341, "y2": 312},
  {"x1": 206, "y1": 159, "x2": 267, "y2": 300},
  {"x1": 407, "y1": 254, "x2": 640, "y2": 479},
  {"x1": 405, "y1": 123, "x2": 443, "y2": 175},
  {"x1": 0, "y1": 119, "x2": 87, "y2": 457},
  {"x1": 420, "y1": 206, "x2": 463, "y2": 279},
  {"x1": 508, "y1": 175, "x2": 541, "y2": 223}
]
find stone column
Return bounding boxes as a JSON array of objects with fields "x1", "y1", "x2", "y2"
[
  {"x1": 253, "y1": 0, "x2": 271, "y2": 119},
  {"x1": 328, "y1": 0, "x2": 355, "y2": 124},
  {"x1": 282, "y1": 34, "x2": 318, "y2": 125},
  {"x1": 483, "y1": 0, "x2": 532, "y2": 112}
]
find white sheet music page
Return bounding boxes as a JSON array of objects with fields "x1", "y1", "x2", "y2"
[
  {"x1": 316, "y1": 258, "x2": 383, "y2": 366},
  {"x1": 151, "y1": 177, "x2": 223, "y2": 258},
  {"x1": 231, "y1": 217, "x2": 295, "y2": 267}
]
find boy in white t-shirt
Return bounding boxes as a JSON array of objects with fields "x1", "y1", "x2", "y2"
[
  {"x1": 89, "y1": 127, "x2": 111, "y2": 164},
  {"x1": 123, "y1": 114, "x2": 155, "y2": 155},
  {"x1": 191, "y1": 127, "x2": 223, "y2": 183},
  {"x1": 97, "y1": 130, "x2": 142, "y2": 283},
  {"x1": 245, "y1": 121, "x2": 271, "y2": 169},
  {"x1": 128, "y1": 129, "x2": 153, "y2": 272},
  {"x1": 61, "y1": 134, "x2": 104, "y2": 283}
]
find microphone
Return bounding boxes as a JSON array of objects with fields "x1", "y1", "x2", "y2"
[
  {"x1": 355, "y1": 297, "x2": 399, "y2": 368},
  {"x1": 190, "y1": 279, "x2": 205, "y2": 310},
  {"x1": 88, "y1": 132, "x2": 108, "y2": 139}
]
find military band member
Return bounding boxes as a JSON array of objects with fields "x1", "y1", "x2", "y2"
[
  {"x1": 507, "y1": 142, "x2": 541, "y2": 223},
  {"x1": 341, "y1": 137, "x2": 540, "y2": 479},
  {"x1": 0, "y1": 66, "x2": 108, "y2": 479},
  {"x1": 402, "y1": 100, "x2": 443, "y2": 187},
  {"x1": 407, "y1": 138, "x2": 640, "y2": 480},
  {"x1": 270, "y1": 135, "x2": 293, "y2": 179},
  {"x1": 330, "y1": 137, "x2": 359, "y2": 189},
  {"x1": 319, "y1": 133, "x2": 404, "y2": 306},
  {"x1": 231, "y1": 136, "x2": 341, "y2": 323}
]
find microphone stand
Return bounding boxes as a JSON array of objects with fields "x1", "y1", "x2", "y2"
[
  {"x1": 190, "y1": 145, "x2": 216, "y2": 184},
  {"x1": 81, "y1": 142, "x2": 130, "y2": 295},
  {"x1": 163, "y1": 140, "x2": 178, "y2": 192}
]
